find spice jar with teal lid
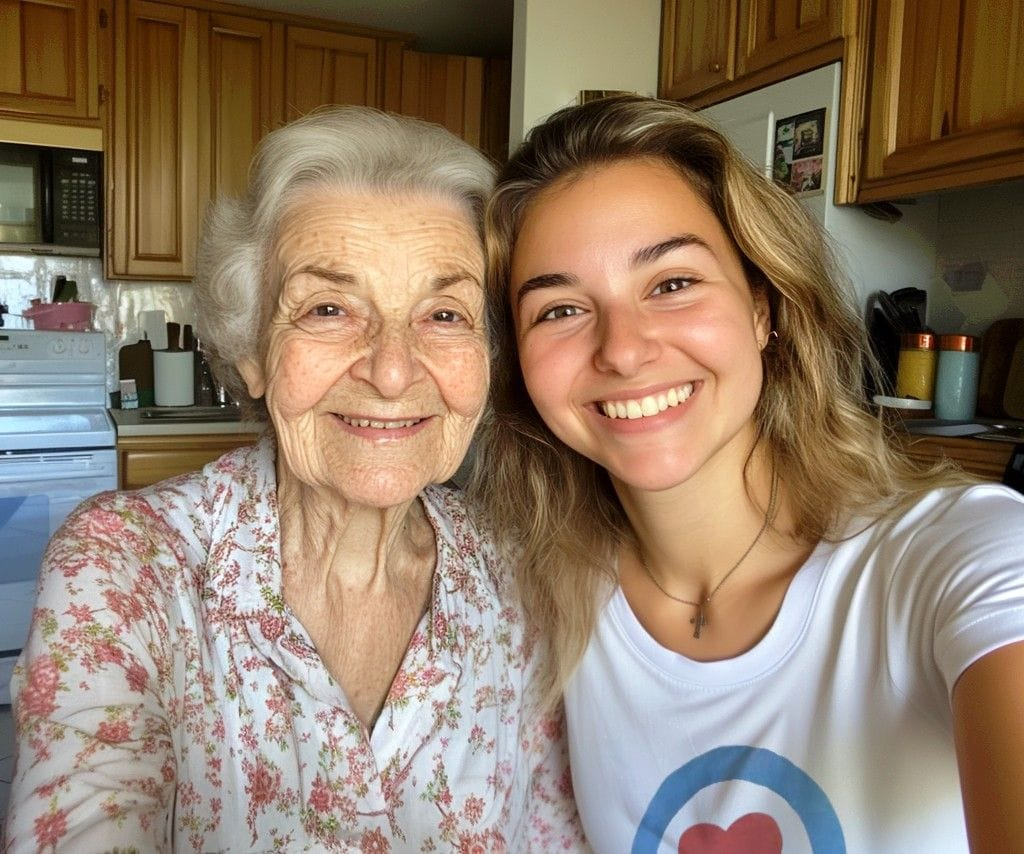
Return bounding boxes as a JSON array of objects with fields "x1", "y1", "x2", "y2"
[
  {"x1": 934, "y1": 334, "x2": 980, "y2": 420},
  {"x1": 895, "y1": 332, "x2": 937, "y2": 402}
]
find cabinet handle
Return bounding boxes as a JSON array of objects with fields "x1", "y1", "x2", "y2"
[{"x1": 709, "y1": 61, "x2": 723, "y2": 73}]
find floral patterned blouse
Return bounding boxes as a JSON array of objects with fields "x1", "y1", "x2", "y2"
[{"x1": 5, "y1": 439, "x2": 584, "y2": 853}]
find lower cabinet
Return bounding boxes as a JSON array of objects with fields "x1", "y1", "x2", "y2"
[
  {"x1": 117, "y1": 432, "x2": 259, "y2": 490},
  {"x1": 900, "y1": 434, "x2": 1014, "y2": 482}
]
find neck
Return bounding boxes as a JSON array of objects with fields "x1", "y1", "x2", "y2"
[
  {"x1": 612, "y1": 447, "x2": 780, "y2": 601},
  {"x1": 276, "y1": 462, "x2": 434, "y2": 593}
]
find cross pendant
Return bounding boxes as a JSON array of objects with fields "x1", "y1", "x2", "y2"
[{"x1": 690, "y1": 605, "x2": 707, "y2": 639}]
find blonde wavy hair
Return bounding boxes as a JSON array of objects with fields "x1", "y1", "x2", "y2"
[{"x1": 472, "y1": 95, "x2": 968, "y2": 708}]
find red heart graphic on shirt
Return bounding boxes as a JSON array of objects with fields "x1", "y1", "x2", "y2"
[{"x1": 678, "y1": 813, "x2": 782, "y2": 853}]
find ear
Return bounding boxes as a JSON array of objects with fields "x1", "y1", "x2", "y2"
[
  {"x1": 753, "y1": 289, "x2": 772, "y2": 349},
  {"x1": 236, "y1": 357, "x2": 266, "y2": 399}
]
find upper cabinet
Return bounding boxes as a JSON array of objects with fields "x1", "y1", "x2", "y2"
[
  {"x1": 107, "y1": 1, "x2": 412, "y2": 280},
  {"x1": 660, "y1": 0, "x2": 737, "y2": 102},
  {"x1": 659, "y1": 0, "x2": 843, "y2": 106},
  {"x1": 109, "y1": 0, "x2": 201, "y2": 278},
  {"x1": 0, "y1": 0, "x2": 102, "y2": 122},
  {"x1": 284, "y1": 27, "x2": 382, "y2": 121},
  {"x1": 857, "y1": 0, "x2": 1024, "y2": 201}
]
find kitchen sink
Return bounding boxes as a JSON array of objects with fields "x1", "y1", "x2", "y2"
[{"x1": 140, "y1": 405, "x2": 241, "y2": 423}]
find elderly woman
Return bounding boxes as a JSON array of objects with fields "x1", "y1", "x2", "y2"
[{"x1": 5, "y1": 108, "x2": 583, "y2": 852}]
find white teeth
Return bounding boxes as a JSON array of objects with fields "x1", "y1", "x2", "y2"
[
  {"x1": 340, "y1": 415, "x2": 420, "y2": 429},
  {"x1": 600, "y1": 384, "x2": 694, "y2": 420}
]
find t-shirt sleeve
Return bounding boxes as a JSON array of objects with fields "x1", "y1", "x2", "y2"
[
  {"x1": 898, "y1": 484, "x2": 1024, "y2": 699},
  {"x1": 4, "y1": 493, "x2": 177, "y2": 852}
]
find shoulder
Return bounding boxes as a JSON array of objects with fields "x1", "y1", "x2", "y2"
[
  {"x1": 423, "y1": 482, "x2": 521, "y2": 608},
  {"x1": 879, "y1": 482, "x2": 1024, "y2": 553}
]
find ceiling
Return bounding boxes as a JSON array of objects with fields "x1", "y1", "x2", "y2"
[{"x1": 235, "y1": 0, "x2": 514, "y2": 57}]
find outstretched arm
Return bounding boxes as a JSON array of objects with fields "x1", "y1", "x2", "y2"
[{"x1": 952, "y1": 639, "x2": 1024, "y2": 853}]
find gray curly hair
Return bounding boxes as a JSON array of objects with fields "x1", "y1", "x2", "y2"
[{"x1": 193, "y1": 106, "x2": 496, "y2": 418}]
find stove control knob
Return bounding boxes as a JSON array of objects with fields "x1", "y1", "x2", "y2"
[
  {"x1": 78, "y1": 339, "x2": 91, "y2": 354},
  {"x1": 51, "y1": 339, "x2": 67, "y2": 354}
]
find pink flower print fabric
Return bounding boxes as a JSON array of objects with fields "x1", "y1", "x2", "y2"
[{"x1": 4, "y1": 438, "x2": 586, "y2": 853}]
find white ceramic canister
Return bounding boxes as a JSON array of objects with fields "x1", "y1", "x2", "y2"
[{"x1": 153, "y1": 349, "x2": 195, "y2": 406}]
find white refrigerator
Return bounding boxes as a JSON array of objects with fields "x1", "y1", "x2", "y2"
[{"x1": 701, "y1": 62, "x2": 937, "y2": 320}]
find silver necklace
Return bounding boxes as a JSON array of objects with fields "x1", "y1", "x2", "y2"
[{"x1": 638, "y1": 473, "x2": 779, "y2": 639}]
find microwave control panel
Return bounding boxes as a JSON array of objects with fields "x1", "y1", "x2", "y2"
[{"x1": 51, "y1": 148, "x2": 101, "y2": 248}]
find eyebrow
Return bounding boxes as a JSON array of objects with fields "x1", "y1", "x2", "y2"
[
  {"x1": 514, "y1": 233, "x2": 713, "y2": 306},
  {"x1": 631, "y1": 233, "x2": 713, "y2": 267},
  {"x1": 288, "y1": 267, "x2": 479, "y2": 290}
]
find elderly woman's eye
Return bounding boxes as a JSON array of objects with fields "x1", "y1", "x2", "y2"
[
  {"x1": 431, "y1": 308, "x2": 464, "y2": 323},
  {"x1": 310, "y1": 304, "x2": 345, "y2": 318}
]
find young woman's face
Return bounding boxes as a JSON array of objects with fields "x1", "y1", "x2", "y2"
[{"x1": 510, "y1": 158, "x2": 770, "y2": 494}]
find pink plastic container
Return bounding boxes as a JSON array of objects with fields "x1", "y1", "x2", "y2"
[{"x1": 23, "y1": 301, "x2": 94, "y2": 331}]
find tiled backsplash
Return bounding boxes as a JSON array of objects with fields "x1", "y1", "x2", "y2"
[{"x1": 0, "y1": 255, "x2": 195, "y2": 393}]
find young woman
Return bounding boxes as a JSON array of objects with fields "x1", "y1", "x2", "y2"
[{"x1": 474, "y1": 95, "x2": 1024, "y2": 853}]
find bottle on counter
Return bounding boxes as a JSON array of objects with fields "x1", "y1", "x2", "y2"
[
  {"x1": 934, "y1": 334, "x2": 980, "y2": 421},
  {"x1": 895, "y1": 332, "x2": 938, "y2": 402}
]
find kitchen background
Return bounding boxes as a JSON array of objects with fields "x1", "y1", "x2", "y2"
[
  {"x1": 2, "y1": 0, "x2": 1023, "y2": 827},
  {"x1": 3, "y1": 177, "x2": 1022, "y2": 395}
]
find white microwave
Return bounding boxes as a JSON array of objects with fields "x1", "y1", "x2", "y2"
[{"x1": 0, "y1": 142, "x2": 102, "y2": 257}]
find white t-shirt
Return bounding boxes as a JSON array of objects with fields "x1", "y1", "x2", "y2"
[{"x1": 565, "y1": 483, "x2": 1024, "y2": 853}]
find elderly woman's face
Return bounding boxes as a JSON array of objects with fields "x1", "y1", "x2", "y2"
[{"x1": 239, "y1": 186, "x2": 488, "y2": 508}]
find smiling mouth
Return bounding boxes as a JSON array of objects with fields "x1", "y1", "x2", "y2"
[
  {"x1": 598, "y1": 383, "x2": 694, "y2": 419},
  {"x1": 338, "y1": 414, "x2": 425, "y2": 429}
]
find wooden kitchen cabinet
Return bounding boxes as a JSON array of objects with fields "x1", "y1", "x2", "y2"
[
  {"x1": 660, "y1": 0, "x2": 737, "y2": 102},
  {"x1": 0, "y1": 0, "x2": 102, "y2": 122},
  {"x1": 900, "y1": 433, "x2": 1015, "y2": 482},
  {"x1": 197, "y1": 12, "x2": 283, "y2": 214},
  {"x1": 107, "y1": 0, "x2": 414, "y2": 281},
  {"x1": 858, "y1": 0, "x2": 1024, "y2": 201},
  {"x1": 659, "y1": 0, "x2": 844, "y2": 105},
  {"x1": 399, "y1": 51, "x2": 485, "y2": 147},
  {"x1": 737, "y1": 0, "x2": 843, "y2": 77},
  {"x1": 109, "y1": 0, "x2": 200, "y2": 278},
  {"x1": 117, "y1": 432, "x2": 259, "y2": 490},
  {"x1": 284, "y1": 26, "x2": 383, "y2": 121}
]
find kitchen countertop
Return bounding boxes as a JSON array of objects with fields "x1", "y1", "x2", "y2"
[{"x1": 109, "y1": 407, "x2": 265, "y2": 438}]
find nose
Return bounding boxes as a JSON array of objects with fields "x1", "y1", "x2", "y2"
[
  {"x1": 350, "y1": 324, "x2": 424, "y2": 398},
  {"x1": 593, "y1": 310, "x2": 659, "y2": 376}
]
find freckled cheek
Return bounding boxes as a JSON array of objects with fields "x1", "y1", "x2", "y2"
[
  {"x1": 266, "y1": 343, "x2": 350, "y2": 416},
  {"x1": 433, "y1": 347, "x2": 490, "y2": 419}
]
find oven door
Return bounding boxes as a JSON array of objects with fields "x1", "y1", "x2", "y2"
[{"x1": 0, "y1": 448, "x2": 116, "y2": 704}]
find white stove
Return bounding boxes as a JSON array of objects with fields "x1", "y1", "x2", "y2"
[{"x1": 0, "y1": 329, "x2": 117, "y2": 704}]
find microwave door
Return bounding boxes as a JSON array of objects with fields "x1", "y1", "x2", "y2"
[{"x1": 0, "y1": 144, "x2": 44, "y2": 245}]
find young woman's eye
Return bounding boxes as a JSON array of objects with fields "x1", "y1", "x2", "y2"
[
  {"x1": 651, "y1": 277, "x2": 695, "y2": 296},
  {"x1": 431, "y1": 308, "x2": 464, "y2": 323},
  {"x1": 538, "y1": 304, "x2": 584, "y2": 322}
]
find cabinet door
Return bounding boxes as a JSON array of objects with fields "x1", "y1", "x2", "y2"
[
  {"x1": 859, "y1": 0, "x2": 1024, "y2": 200},
  {"x1": 399, "y1": 51, "x2": 484, "y2": 147},
  {"x1": 109, "y1": 0, "x2": 199, "y2": 279},
  {"x1": 0, "y1": 0, "x2": 100, "y2": 121},
  {"x1": 197, "y1": 13, "x2": 282, "y2": 214},
  {"x1": 285, "y1": 26, "x2": 379, "y2": 120},
  {"x1": 659, "y1": 0, "x2": 736, "y2": 101},
  {"x1": 737, "y1": 0, "x2": 843, "y2": 76}
]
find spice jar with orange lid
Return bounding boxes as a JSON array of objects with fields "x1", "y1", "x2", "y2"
[
  {"x1": 895, "y1": 332, "x2": 937, "y2": 402},
  {"x1": 934, "y1": 334, "x2": 980, "y2": 420}
]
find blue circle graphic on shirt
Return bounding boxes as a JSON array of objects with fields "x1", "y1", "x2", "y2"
[{"x1": 631, "y1": 745, "x2": 844, "y2": 853}]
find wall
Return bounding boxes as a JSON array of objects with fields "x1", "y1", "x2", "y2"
[
  {"x1": 509, "y1": 0, "x2": 661, "y2": 146},
  {"x1": 0, "y1": 254, "x2": 195, "y2": 393},
  {"x1": 926, "y1": 178, "x2": 1024, "y2": 337}
]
